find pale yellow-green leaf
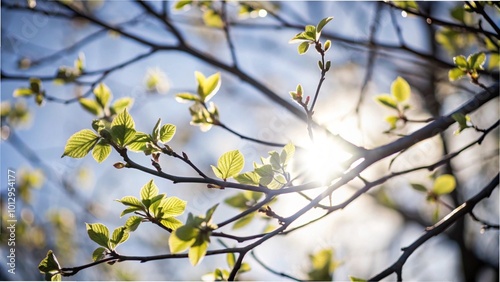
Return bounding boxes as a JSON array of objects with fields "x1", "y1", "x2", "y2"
[
  {"x1": 168, "y1": 225, "x2": 198, "y2": 253},
  {"x1": 213, "y1": 150, "x2": 244, "y2": 180},
  {"x1": 13, "y1": 88, "x2": 33, "y2": 97},
  {"x1": 189, "y1": 239, "x2": 209, "y2": 266},
  {"x1": 79, "y1": 98, "x2": 102, "y2": 116},
  {"x1": 86, "y1": 223, "x2": 110, "y2": 248},
  {"x1": 111, "y1": 109, "x2": 136, "y2": 146},
  {"x1": 432, "y1": 174, "x2": 456, "y2": 195},
  {"x1": 159, "y1": 124, "x2": 176, "y2": 143},
  {"x1": 375, "y1": 94, "x2": 398, "y2": 110},
  {"x1": 62, "y1": 129, "x2": 100, "y2": 158},
  {"x1": 91, "y1": 141, "x2": 111, "y2": 163},
  {"x1": 93, "y1": 83, "x2": 112, "y2": 109},
  {"x1": 391, "y1": 76, "x2": 411, "y2": 102},
  {"x1": 140, "y1": 179, "x2": 159, "y2": 201},
  {"x1": 157, "y1": 197, "x2": 187, "y2": 218},
  {"x1": 110, "y1": 97, "x2": 134, "y2": 114}
]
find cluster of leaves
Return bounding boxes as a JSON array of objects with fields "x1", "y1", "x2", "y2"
[
  {"x1": 117, "y1": 179, "x2": 187, "y2": 231},
  {"x1": 176, "y1": 71, "x2": 221, "y2": 132},
  {"x1": 79, "y1": 83, "x2": 133, "y2": 118},
  {"x1": 233, "y1": 143, "x2": 295, "y2": 189},
  {"x1": 54, "y1": 53, "x2": 85, "y2": 84},
  {"x1": 289, "y1": 17, "x2": 333, "y2": 57},
  {"x1": 174, "y1": 0, "x2": 224, "y2": 27},
  {"x1": 448, "y1": 52, "x2": 486, "y2": 82},
  {"x1": 437, "y1": 2, "x2": 499, "y2": 69},
  {"x1": 374, "y1": 76, "x2": 412, "y2": 133},
  {"x1": 0, "y1": 100, "x2": 31, "y2": 127},
  {"x1": 174, "y1": 0, "x2": 273, "y2": 27},
  {"x1": 202, "y1": 252, "x2": 251, "y2": 281},
  {"x1": 411, "y1": 174, "x2": 457, "y2": 222},
  {"x1": 63, "y1": 95, "x2": 176, "y2": 163},
  {"x1": 168, "y1": 204, "x2": 219, "y2": 265},
  {"x1": 13, "y1": 78, "x2": 45, "y2": 106}
]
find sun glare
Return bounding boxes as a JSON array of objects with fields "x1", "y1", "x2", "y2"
[{"x1": 302, "y1": 135, "x2": 353, "y2": 185}]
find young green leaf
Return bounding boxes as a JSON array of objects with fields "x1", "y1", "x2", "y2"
[
  {"x1": 92, "y1": 140, "x2": 111, "y2": 163},
  {"x1": 174, "y1": 0, "x2": 192, "y2": 10},
  {"x1": 94, "y1": 83, "x2": 112, "y2": 109},
  {"x1": 298, "y1": 41, "x2": 310, "y2": 55},
  {"x1": 117, "y1": 196, "x2": 145, "y2": 210},
  {"x1": 432, "y1": 174, "x2": 456, "y2": 195},
  {"x1": 324, "y1": 40, "x2": 331, "y2": 52},
  {"x1": 13, "y1": 88, "x2": 33, "y2": 97},
  {"x1": 111, "y1": 109, "x2": 136, "y2": 147},
  {"x1": 124, "y1": 215, "x2": 143, "y2": 232},
  {"x1": 448, "y1": 68, "x2": 467, "y2": 81},
  {"x1": 200, "y1": 72, "x2": 221, "y2": 102},
  {"x1": 127, "y1": 132, "x2": 151, "y2": 152},
  {"x1": 62, "y1": 129, "x2": 100, "y2": 158},
  {"x1": 140, "y1": 179, "x2": 159, "y2": 202},
  {"x1": 86, "y1": 223, "x2": 110, "y2": 248},
  {"x1": 169, "y1": 225, "x2": 199, "y2": 253},
  {"x1": 110, "y1": 226, "x2": 129, "y2": 249},
  {"x1": 79, "y1": 98, "x2": 102, "y2": 116},
  {"x1": 467, "y1": 52, "x2": 486, "y2": 70},
  {"x1": 110, "y1": 97, "x2": 134, "y2": 115},
  {"x1": 92, "y1": 247, "x2": 107, "y2": 262},
  {"x1": 38, "y1": 250, "x2": 61, "y2": 274},
  {"x1": 453, "y1": 55, "x2": 468, "y2": 70},
  {"x1": 156, "y1": 217, "x2": 181, "y2": 230},
  {"x1": 385, "y1": 115, "x2": 399, "y2": 130},
  {"x1": 189, "y1": 238, "x2": 209, "y2": 266},
  {"x1": 227, "y1": 253, "x2": 236, "y2": 268},
  {"x1": 152, "y1": 118, "x2": 162, "y2": 141},
  {"x1": 211, "y1": 150, "x2": 245, "y2": 180},
  {"x1": 391, "y1": 76, "x2": 411, "y2": 102},
  {"x1": 203, "y1": 9, "x2": 224, "y2": 28},
  {"x1": 280, "y1": 143, "x2": 295, "y2": 166},
  {"x1": 304, "y1": 25, "x2": 317, "y2": 40},
  {"x1": 234, "y1": 171, "x2": 260, "y2": 186},
  {"x1": 375, "y1": 94, "x2": 398, "y2": 110},
  {"x1": 159, "y1": 124, "x2": 176, "y2": 143},
  {"x1": 156, "y1": 197, "x2": 187, "y2": 218},
  {"x1": 176, "y1": 92, "x2": 200, "y2": 103},
  {"x1": 316, "y1": 17, "x2": 333, "y2": 33},
  {"x1": 410, "y1": 183, "x2": 428, "y2": 193},
  {"x1": 205, "y1": 203, "x2": 219, "y2": 223}
]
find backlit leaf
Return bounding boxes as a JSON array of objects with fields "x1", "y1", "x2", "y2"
[
  {"x1": 140, "y1": 179, "x2": 159, "y2": 202},
  {"x1": 62, "y1": 129, "x2": 100, "y2": 158},
  {"x1": 160, "y1": 217, "x2": 184, "y2": 230},
  {"x1": 316, "y1": 17, "x2": 333, "y2": 33},
  {"x1": 111, "y1": 109, "x2": 136, "y2": 147},
  {"x1": 189, "y1": 238, "x2": 209, "y2": 266},
  {"x1": 13, "y1": 88, "x2": 33, "y2": 97},
  {"x1": 157, "y1": 197, "x2": 187, "y2": 218},
  {"x1": 298, "y1": 41, "x2": 310, "y2": 55},
  {"x1": 176, "y1": 92, "x2": 200, "y2": 103},
  {"x1": 92, "y1": 247, "x2": 106, "y2": 262},
  {"x1": 86, "y1": 223, "x2": 110, "y2": 248},
  {"x1": 448, "y1": 68, "x2": 466, "y2": 81},
  {"x1": 213, "y1": 150, "x2": 244, "y2": 180},
  {"x1": 92, "y1": 140, "x2": 111, "y2": 163},
  {"x1": 169, "y1": 225, "x2": 199, "y2": 253},
  {"x1": 467, "y1": 52, "x2": 486, "y2": 70},
  {"x1": 432, "y1": 174, "x2": 456, "y2": 195},
  {"x1": 391, "y1": 76, "x2": 411, "y2": 102},
  {"x1": 94, "y1": 83, "x2": 112, "y2": 109},
  {"x1": 234, "y1": 171, "x2": 260, "y2": 186},
  {"x1": 453, "y1": 55, "x2": 468, "y2": 70},
  {"x1": 375, "y1": 94, "x2": 398, "y2": 110},
  {"x1": 79, "y1": 98, "x2": 102, "y2": 116},
  {"x1": 159, "y1": 124, "x2": 176, "y2": 143},
  {"x1": 110, "y1": 226, "x2": 129, "y2": 249},
  {"x1": 124, "y1": 216, "x2": 143, "y2": 232},
  {"x1": 110, "y1": 97, "x2": 134, "y2": 115}
]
